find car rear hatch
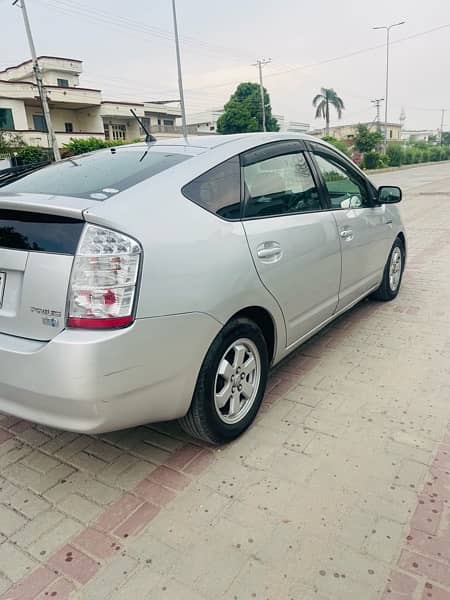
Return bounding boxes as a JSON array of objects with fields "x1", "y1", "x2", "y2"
[{"x1": 0, "y1": 193, "x2": 89, "y2": 341}]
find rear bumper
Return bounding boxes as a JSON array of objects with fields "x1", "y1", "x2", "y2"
[{"x1": 0, "y1": 313, "x2": 221, "y2": 433}]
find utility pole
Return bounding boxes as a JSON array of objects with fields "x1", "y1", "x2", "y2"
[
  {"x1": 373, "y1": 21, "x2": 405, "y2": 152},
  {"x1": 371, "y1": 98, "x2": 384, "y2": 131},
  {"x1": 440, "y1": 108, "x2": 446, "y2": 145},
  {"x1": 14, "y1": 0, "x2": 60, "y2": 161},
  {"x1": 253, "y1": 58, "x2": 271, "y2": 132},
  {"x1": 171, "y1": 0, "x2": 187, "y2": 139}
]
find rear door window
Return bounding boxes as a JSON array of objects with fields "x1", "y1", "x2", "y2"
[
  {"x1": 182, "y1": 156, "x2": 241, "y2": 220},
  {"x1": 2, "y1": 147, "x2": 190, "y2": 200},
  {"x1": 242, "y1": 147, "x2": 321, "y2": 219}
]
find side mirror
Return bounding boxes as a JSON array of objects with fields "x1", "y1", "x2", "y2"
[{"x1": 378, "y1": 186, "x2": 402, "y2": 204}]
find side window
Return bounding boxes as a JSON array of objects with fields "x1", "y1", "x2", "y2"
[
  {"x1": 313, "y1": 153, "x2": 370, "y2": 209},
  {"x1": 182, "y1": 156, "x2": 241, "y2": 220},
  {"x1": 243, "y1": 152, "x2": 321, "y2": 219}
]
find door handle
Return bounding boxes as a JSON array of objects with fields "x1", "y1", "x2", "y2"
[
  {"x1": 340, "y1": 228, "x2": 354, "y2": 241},
  {"x1": 256, "y1": 242, "x2": 282, "y2": 262}
]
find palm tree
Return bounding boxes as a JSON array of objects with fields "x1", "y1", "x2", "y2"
[{"x1": 313, "y1": 88, "x2": 345, "y2": 136}]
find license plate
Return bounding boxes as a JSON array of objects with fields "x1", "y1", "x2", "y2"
[{"x1": 0, "y1": 272, "x2": 5, "y2": 309}]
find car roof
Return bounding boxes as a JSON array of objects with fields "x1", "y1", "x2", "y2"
[{"x1": 125, "y1": 131, "x2": 319, "y2": 152}]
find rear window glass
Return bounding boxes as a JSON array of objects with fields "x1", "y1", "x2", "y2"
[
  {"x1": 0, "y1": 210, "x2": 84, "y2": 254},
  {"x1": 3, "y1": 147, "x2": 190, "y2": 200},
  {"x1": 182, "y1": 156, "x2": 241, "y2": 220}
]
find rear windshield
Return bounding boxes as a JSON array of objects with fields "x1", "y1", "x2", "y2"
[{"x1": 2, "y1": 147, "x2": 190, "y2": 200}]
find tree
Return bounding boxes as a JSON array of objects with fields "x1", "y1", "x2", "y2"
[
  {"x1": 313, "y1": 87, "x2": 345, "y2": 136},
  {"x1": 441, "y1": 131, "x2": 450, "y2": 145},
  {"x1": 353, "y1": 124, "x2": 383, "y2": 153},
  {"x1": 217, "y1": 82, "x2": 279, "y2": 134}
]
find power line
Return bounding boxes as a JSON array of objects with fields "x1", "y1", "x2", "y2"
[
  {"x1": 181, "y1": 21, "x2": 450, "y2": 93},
  {"x1": 36, "y1": 0, "x2": 260, "y2": 64}
]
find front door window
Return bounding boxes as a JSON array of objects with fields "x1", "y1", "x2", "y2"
[{"x1": 313, "y1": 153, "x2": 370, "y2": 209}]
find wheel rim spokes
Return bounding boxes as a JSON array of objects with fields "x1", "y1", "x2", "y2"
[
  {"x1": 389, "y1": 247, "x2": 402, "y2": 291},
  {"x1": 214, "y1": 339, "x2": 261, "y2": 425}
]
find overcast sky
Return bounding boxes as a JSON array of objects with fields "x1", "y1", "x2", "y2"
[{"x1": 1, "y1": 0, "x2": 449, "y2": 131}]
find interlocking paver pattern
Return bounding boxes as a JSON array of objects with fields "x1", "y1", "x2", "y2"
[{"x1": 0, "y1": 161, "x2": 449, "y2": 599}]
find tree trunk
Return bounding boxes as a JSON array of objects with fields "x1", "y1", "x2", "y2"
[{"x1": 325, "y1": 100, "x2": 330, "y2": 136}]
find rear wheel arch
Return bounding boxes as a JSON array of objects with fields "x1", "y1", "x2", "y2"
[{"x1": 226, "y1": 306, "x2": 277, "y2": 364}]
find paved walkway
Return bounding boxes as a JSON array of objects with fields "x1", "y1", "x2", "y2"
[{"x1": 1, "y1": 162, "x2": 450, "y2": 599}]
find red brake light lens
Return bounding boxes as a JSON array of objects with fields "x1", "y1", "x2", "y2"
[{"x1": 67, "y1": 225, "x2": 141, "y2": 329}]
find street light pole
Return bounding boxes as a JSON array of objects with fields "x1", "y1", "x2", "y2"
[
  {"x1": 253, "y1": 58, "x2": 271, "y2": 132},
  {"x1": 14, "y1": 0, "x2": 60, "y2": 161},
  {"x1": 373, "y1": 21, "x2": 405, "y2": 152},
  {"x1": 171, "y1": 0, "x2": 187, "y2": 139}
]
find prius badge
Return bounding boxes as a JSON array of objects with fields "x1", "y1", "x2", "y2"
[{"x1": 30, "y1": 306, "x2": 62, "y2": 328}]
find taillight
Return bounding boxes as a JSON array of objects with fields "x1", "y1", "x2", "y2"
[{"x1": 67, "y1": 224, "x2": 142, "y2": 329}]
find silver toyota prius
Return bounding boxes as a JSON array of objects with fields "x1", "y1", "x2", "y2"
[{"x1": 0, "y1": 133, "x2": 406, "y2": 443}]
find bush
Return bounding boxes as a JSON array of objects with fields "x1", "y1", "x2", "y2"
[
  {"x1": 441, "y1": 146, "x2": 450, "y2": 160},
  {"x1": 421, "y1": 149, "x2": 430, "y2": 163},
  {"x1": 63, "y1": 137, "x2": 108, "y2": 156},
  {"x1": 429, "y1": 146, "x2": 443, "y2": 161},
  {"x1": 62, "y1": 136, "x2": 141, "y2": 157},
  {"x1": 403, "y1": 148, "x2": 415, "y2": 165},
  {"x1": 15, "y1": 145, "x2": 49, "y2": 165},
  {"x1": 362, "y1": 150, "x2": 383, "y2": 169},
  {"x1": 386, "y1": 143, "x2": 403, "y2": 167},
  {"x1": 322, "y1": 136, "x2": 350, "y2": 156}
]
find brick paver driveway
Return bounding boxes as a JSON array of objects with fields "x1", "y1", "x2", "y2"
[{"x1": 1, "y1": 161, "x2": 450, "y2": 599}]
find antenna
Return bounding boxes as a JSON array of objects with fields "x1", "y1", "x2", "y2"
[{"x1": 130, "y1": 109, "x2": 156, "y2": 143}]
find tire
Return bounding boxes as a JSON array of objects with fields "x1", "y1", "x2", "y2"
[
  {"x1": 179, "y1": 317, "x2": 269, "y2": 444},
  {"x1": 371, "y1": 237, "x2": 405, "y2": 301}
]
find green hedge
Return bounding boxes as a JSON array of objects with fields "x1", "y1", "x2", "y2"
[{"x1": 364, "y1": 144, "x2": 450, "y2": 170}]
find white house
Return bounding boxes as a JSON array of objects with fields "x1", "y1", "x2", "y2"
[
  {"x1": 185, "y1": 109, "x2": 224, "y2": 134},
  {"x1": 0, "y1": 56, "x2": 181, "y2": 148},
  {"x1": 185, "y1": 110, "x2": 310, "y2": 135},
  {"x1": 401, "y1": 129, "x2": 438, "y2": 143}
]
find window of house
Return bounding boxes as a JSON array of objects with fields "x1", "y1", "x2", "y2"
[
  {"x1": 104, "y1": 124, "x2": 110, "y2": 140},
  {"x1": 65, "y1": 122, "x2": 73, "y2": 133},
  {"x1": 0, "y1": 108, "x2": 14, "y2": 130},
  {"x1": 111, "y1": 123, "x2": 127, "y2": 141},
  {"x1": 242, "y1": 149, "x2": 321, "y2": 218},
  {"x1": 313, "y1": 152, "x2": 370, "y2": 209},
  {"x1": 57, "y1": 78, "x2": 69, "y2": 88},
  {"x1": 163, "y1": 119, "x2": 174, "y2": 126},
  {"x1": 32, "y1": 114, "x2": 47, "y2": 132},
  {"x1": 390, "y1": 129, "x2": 393, "y2": 139},
  {"x1": 182, "y1": 156, "x2": 241, "y2": 220}
]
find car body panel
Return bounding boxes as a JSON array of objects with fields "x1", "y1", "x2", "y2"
[
  {"x1": 332, "y1": 205, "x2": 393, "y2": 309},
  {"x1": 0, "y1": 312, "x2": 222, "y2": 432},
  {"x1": 243, "y1": 211, "x2": 341, "y2": 345}
]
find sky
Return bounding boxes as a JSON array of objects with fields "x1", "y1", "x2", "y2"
[{"x1": 1, "y1": 0, "x2": 449, "y2": 131}]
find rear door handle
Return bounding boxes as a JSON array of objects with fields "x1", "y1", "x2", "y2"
[
  {"x1": 256, "y1": 242, "x2": 282, "y2": 262},
  {"x1": 340, "y1": 228, "x2": 354, "y2": 241}
]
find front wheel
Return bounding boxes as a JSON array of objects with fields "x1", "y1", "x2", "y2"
[
  {"x1": 179, "y1": 318, "x2": 269, "y2": 444},
  {"x1": 371, "y1": 237, "x2": 405, "y2": 301}
]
